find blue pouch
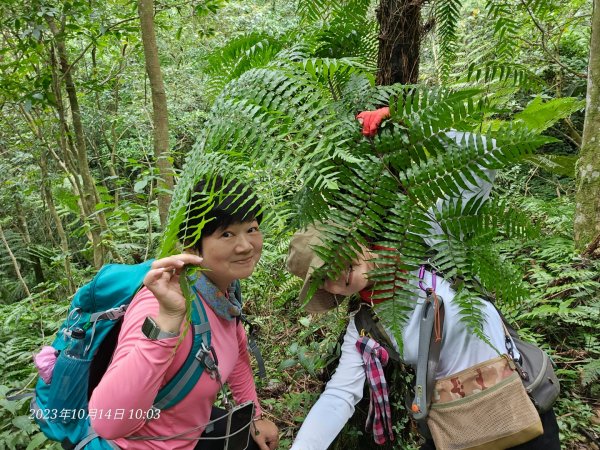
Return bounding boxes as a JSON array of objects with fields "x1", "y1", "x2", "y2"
[{"x1": 46, "y1": 352, "x2": 92, "y2": 424}]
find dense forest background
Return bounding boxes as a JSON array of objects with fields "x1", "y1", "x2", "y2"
[{"x1": 0, "y1": 0, "x2": 599, "y2": 448}]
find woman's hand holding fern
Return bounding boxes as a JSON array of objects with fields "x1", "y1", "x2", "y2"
[{"x1": 143, "y1": 254, "x2": 204, "y2": 333}]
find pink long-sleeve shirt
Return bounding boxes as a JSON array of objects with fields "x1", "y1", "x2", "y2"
[{"x1": 89, "y1": 287, "x2": 261, "y2": 449}]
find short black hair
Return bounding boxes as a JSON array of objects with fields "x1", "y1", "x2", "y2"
[{"x1": 178, "y1": 175, "x2": 262, "y2": 252}]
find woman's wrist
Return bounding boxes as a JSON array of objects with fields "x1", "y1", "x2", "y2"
[{"x1": 155, "y1": 309, "x2": 185, "y2": 334}]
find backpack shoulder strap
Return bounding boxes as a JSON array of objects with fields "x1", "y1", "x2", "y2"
[
  {"x1": 411, "y1": 290, "x2": 445, "y2": 424},
  {"x1": 152, "y1": 292, "x2": 210, "y2": 411},
  {"x1": 232, "y1": 279, "x2": 266, "y2": 379},
  {"x1": 353, "y1": 305, "x2": 401, "y2": 361}
]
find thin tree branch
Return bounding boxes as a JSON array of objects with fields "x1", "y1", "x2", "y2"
[
  {"x1": 53, "y1": 0, "x2": 196, "y2": 81},
  {"x1": 581, "y1": 233, "x2": 600, "y2": 258},
  {"x1": 0, "y1": 223, "x2": 32, "y2": 298},
  {"x1": 518, "y1": 0, "x2": 587, "y2": 80}
]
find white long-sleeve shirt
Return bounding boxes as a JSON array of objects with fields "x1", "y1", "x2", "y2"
[{"x1": 291, "y1": 271, "x2": 517, "y2": 450}]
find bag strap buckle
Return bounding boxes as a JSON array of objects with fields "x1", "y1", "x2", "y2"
[
  {"x1": 103, "y1": 305, "x2": 128, "y2": 320},
  {"x1": 196, "y1": 343, "x2": 218, "y2": 372},
  {"x1": 91, "y1": 305, "x2": 128, "y2": 321}
]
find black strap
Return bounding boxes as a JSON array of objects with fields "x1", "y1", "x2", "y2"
[
  {"x1": 353, "y1": 305, "x2": 401, "y2": 362},
  {"x1": 240, "y1": 315, "x2": 266, "y2": 379},
  {"x1": 5, "y1": 388, "x2": 34, "y2": 401}
]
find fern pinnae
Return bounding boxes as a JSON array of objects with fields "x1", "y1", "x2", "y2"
[{"x1": 434, "y1": 0, "x2": 462, "y2": 79}]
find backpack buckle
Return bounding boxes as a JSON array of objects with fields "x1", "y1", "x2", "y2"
[
  {"x1": 101, "y1": 305, "x2": 128, "y2": 320},
  {"x1": 196, "y1": 343, "x2": 218, "y2": 372}
]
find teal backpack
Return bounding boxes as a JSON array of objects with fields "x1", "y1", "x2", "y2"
[{"x1": 29, "y1": 261, "x2": 217, "y2": 450}]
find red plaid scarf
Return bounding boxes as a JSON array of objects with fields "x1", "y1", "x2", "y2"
[{"x1": 356, "y1": 336, "x2": 394, "y2": 445}]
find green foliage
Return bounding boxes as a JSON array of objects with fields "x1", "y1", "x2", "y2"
[
  {"x1": 297, "y1": 0, "x2": 371, "y2": 26},
  {"x1": 485, "y1": 0, "x2": 520, "y2": 58},
  {"x1": 435, "y1": 0, "x2": 462, "y2": 78},
  {"x1": 0, "y1": 295, "x2": 67, "y2": 449},
  {"x1": 523, "y1": 154, "x2": 577, "y2": 177},
  {"x1": 204, "y1": 32, "x2": 286, "y2": 101},
  {"x1": 0, "y1": 0, "x2": 597, "y2": 447},
  {"x1": 581, "y1": 358, "x2": 600, "y2": 389},
  {"x1": 463, "y1": 62, "x2": 541, "y2": 89},
  {"x1": 554, "y1": 397, "x2": 600, "y2": 446},
  {"x1": 278, "y1": 324, "x2": 340, "y2": 376},
  {"x1": 514, "y1": 97, "x2": 586, "y2": 133},
  {"x1": 0, "y1": 385, "x2": 50, "y2": 450},
  {"x1": 160, "y1": 14, "x2": 584, "y2": 359}
]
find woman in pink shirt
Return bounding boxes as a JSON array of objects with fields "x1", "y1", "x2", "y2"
[{"x1": 89, "y1": 177, "x2": 279, "y2": 450}]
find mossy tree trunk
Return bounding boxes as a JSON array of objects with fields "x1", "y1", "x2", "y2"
[
  {"x1": 138, "y1": 0, "x2": 174, "y2": 227},
  {"x1": 575, "y1": 0, "x2": 600, "y2": 255},
  {"x1": 376, "y1": 0, "x2": 422, "y2": 85}
]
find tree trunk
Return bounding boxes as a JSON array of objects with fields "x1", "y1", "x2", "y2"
[
  {"x1": 376, "y1": 0, "x2": 422, "y2": 85},
  {"x1": 575, "y1": 0, "x2": 600, "y2": 254},
  {"x1": 14, "y1": 196, "x2": 45, "y2": 285},
  {"x1": 0, "y1": 223, "x2": 31, "y2": 298},
  {"x1": 46, "y1": 17, "x2": 108, "y2": 268},
  {"x1": 19, "y1": 106, "x2": 91, "y2": 246},
  {"x1": 39, "y1": 148, "x2": 77, "y2": 293},
  {"x1": 138, "y1": 0, "x2": 174, "y2": 227}
]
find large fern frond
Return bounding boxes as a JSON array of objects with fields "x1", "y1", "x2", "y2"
[
  {"x1": 435, "y1": 0, "x2": 462, "y2": 79},
  {"x1": 462, "y1": 62, "x2": 541, "y2": 89},
  {"x1": 514, "y1": 97, "x2": 586, "y2": 133},
  {"x1": 485, "y1": 0, "x2": 520, "y2": 59},
  {"x1": 204, "y1": 33, "x2": 285, "y2": 101},
  {"x1": 161, "y1": 18, "x2": 568, "y2": 345}
]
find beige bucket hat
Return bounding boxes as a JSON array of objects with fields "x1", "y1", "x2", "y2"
[{"x1": 286, "y1": 225, "x2": 343, "y2": 313}]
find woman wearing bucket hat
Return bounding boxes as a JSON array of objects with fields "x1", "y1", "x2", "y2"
[
  {"x1": 284, "y1": 110, "x2": 561, "y2": 450},
  {"x1": 286, "y1": 226, "x2": 561, "y2": 450}
]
